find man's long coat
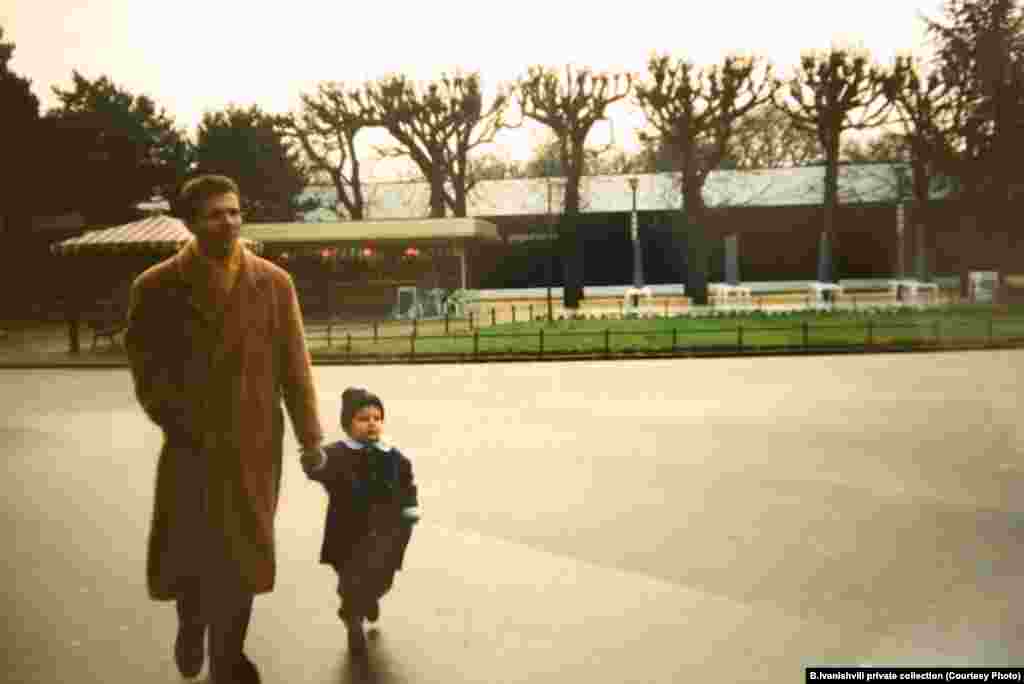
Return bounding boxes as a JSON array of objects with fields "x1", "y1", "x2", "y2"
[{"x1": 125, "y1": 242, "x2": 323, "y2": 603}]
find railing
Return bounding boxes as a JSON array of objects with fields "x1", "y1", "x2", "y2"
[{"x1": 303, "y1": 315, "x2": 1024, "y2": 362}]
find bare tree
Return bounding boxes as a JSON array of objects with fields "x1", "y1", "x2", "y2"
[
  {"x1": 468, "y1": 152, "x2": 523, "y2": 180},
  {"x1": 517, "y1": 135, "x2": 641, "y2": 177},
  {"x1": 726, "y1": 105, "x2": 823, "y2": 169},
  {"x1": 775, "y1": 46, "x2": 893, "y2": 283},
  {"x1": 628, "y1": 136, "x2": 684, "y2": 173},
  {"x1": 586, "y1": 145, "x2": 649, "y2": 176},
  {"x1": 634, "y1": 53, "x2": 777, "y2": 304},
  {"x1": 840, "y1": 131, "x2": 910, "y2": 163},
  {"x1": 277, "y1": 82, "x2": 377, "y2": 220},
  {"x1": 516, "y1": 65, "x2": 631, "y2": 307},
  {"x1": 520, "y1": 137, "x2": 566, "y2": 178},
  {"x1": 445, "y1": 74, "x2": 514, "y2": 216},
  {"x1": 367, "y1": 71, "x2": 511, "y2": 218},
  {"x1": 881, "y1": 55, "x2": 970, "y2": 279}
]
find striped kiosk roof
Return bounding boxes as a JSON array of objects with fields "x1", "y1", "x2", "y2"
[{"x1": 51, "y1": 215, "x2": 262, "y2": 256}]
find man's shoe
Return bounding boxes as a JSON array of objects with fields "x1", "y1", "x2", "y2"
[
  {"x1": 211, "y1": 654, "x2": 261, "y2": 684},
  {"x1": 173, "y1": 623, "x2": 205, "y2": 678},
  {"x1": 232, "y1": 654, "x2": 261, "y2": 684}
]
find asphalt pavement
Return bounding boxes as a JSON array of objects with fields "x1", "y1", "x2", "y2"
[{"x1": 2, "y1": 351, "x2": 1023, "y2": 683}]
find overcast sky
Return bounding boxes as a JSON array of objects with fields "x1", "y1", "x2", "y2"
[{"x1": 2, "y1": 0, "x2": 943, "y2": 179}]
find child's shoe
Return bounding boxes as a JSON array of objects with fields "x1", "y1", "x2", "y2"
[
  {"x1": 345, "y1": 617, "x2": 367, "y2": 657},
  {"x1": 173, "y1": 621, "x2": 205, "y2": 678}
]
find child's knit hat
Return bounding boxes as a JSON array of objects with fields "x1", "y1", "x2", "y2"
[{"x1": 341, "y1": 387, "x2": 384, "y2": 430}]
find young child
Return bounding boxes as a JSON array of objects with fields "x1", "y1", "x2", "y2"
[{"x1": 304, "y1": 387, "x2": 419, "y2": 657}]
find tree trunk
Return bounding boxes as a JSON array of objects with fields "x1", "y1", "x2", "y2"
[
  {"x1": 912, "y1": 160, "x2": 931, "y2": 282},
  {"x1": 348, "y1": 141, "x2": 366, "y2": 220},
  {"x1": 562, "y1": 160, "x2": 585, "y2": 309},
  {"x1": 681, "y1": 185, "x2": 710, "y2": 306},
  {"x1": 333, "y1": 171, "x2": 364, "y2": 220},
  {"x1": 820, "y1": 134, "x2": 841, "y2": 283},
  {"x1": 453, "y1": 172, "x2": 468, "y2": 217},
  {"x1": 453, "y1": 146, "x2": 470, "y2": 218},
  {"x1": 429, "y1": 166, "x2": 446, "y2": 218}
]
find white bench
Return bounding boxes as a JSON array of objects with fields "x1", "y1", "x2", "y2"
[
  {"x1": 808, "y1": 282, "x2": 843, "y2": 307},
  {"x1": 890, "y1": 280, "x2": 939, "y2": 305},
  {"x1": 623, "y1": 286, "x2": 653, "y2": 313},
  {"x1": 709, "y1": 283, "x2": 753, "y2": 307}
]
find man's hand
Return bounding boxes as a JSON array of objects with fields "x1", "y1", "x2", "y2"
[{"x1": 300, "y1": 445, "x2": 327, "y2": 475}]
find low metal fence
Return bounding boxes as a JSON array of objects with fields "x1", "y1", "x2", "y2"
[{"x1": 304, "y1": 316, "x2": 1024, "y2": 362}]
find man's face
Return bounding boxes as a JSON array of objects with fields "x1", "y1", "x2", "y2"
[{"x1": 190, "y1": 192, "x2": 242, "y2": 258}]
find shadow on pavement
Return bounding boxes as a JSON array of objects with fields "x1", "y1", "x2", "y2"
[{"x1": 335, "y1": 628, "x2": 403, "y2": 683}]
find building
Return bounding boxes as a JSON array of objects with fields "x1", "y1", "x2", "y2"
[
  {"x1": 241, "y1": 218, "x2": 501, "y2": 319},
  {"x1": 298, "y1": 163, "x2": 996, "y2": 288}
]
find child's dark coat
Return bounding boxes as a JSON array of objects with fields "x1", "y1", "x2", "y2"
[{"x1": 308, "y1": 440, "x2": 418, "y2": 573}]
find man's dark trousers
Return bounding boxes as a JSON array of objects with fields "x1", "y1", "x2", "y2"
[{"x1": 176, "y1": 578, "x2": 254, "y2": 681}]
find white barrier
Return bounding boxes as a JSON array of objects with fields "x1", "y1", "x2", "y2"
[{"x1": 709, "y1": 283, "x2": 753, "y2": 309}]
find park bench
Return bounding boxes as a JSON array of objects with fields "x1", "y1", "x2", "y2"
[
  {"x1": 808, "y1": 282, "x2": 844, "y2": 308},
  {"x1": 709, "y1": 283, "x2": 753, "y2": 309}
]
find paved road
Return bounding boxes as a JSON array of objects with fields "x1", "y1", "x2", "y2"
[{"x1": 2, "y1": 351, "x2": 1023, "y2": 683}]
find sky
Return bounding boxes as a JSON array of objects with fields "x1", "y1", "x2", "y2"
[{"x1": 2, "y1": 0, "x2": 944, "y2": 181}]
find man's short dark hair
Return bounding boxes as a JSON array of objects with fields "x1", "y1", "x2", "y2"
[{"x1": 176, "y1": 175, "x2": 241, "y2": 224}]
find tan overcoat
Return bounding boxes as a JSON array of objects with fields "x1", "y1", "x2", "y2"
[{"x1": 125, "y1": 241, "x2": 323, "y2": 602}]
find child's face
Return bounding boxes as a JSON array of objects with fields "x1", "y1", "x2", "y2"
[{"x1": 347, "y1": 405, "x2": 383, "y2": 443}]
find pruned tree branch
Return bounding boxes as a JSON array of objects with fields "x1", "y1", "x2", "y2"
[
  {"x1": 634, "y1": 52, "x2": 779, "y2": 302},
  {"x1": 277, "y1": 81, "x2": 376, "y2": 220},
  {"x1": 514, "y1": 64, "x2": 632, "y2": 307},
  {"x1": 366, "y1": 71, "x2": 512, "y2": 217},
  {"x1": 774, "y1": 46, "x2": 894, "y2": 281}
]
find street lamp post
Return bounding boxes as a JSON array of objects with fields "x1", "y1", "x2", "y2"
[{"x1": 627, "y1": 177, "x2": 643, "y2": 306}]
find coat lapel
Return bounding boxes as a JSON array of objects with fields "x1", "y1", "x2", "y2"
[
  {"x1": 213, "y1": 246, "x2": 268, "y2": 370},
  {"x1": 172, "y1": 242, "x2": 216, "y2": 326},
  {"x1": 171, "y1": 241, "x2": 267, "y2": 370}
]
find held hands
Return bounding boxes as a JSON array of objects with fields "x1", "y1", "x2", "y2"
[{"x1": 300, "y1": 445, "x2": 327, "y2": 475}]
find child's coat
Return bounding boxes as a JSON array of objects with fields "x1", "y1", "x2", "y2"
[{"x1": 309, "y1": 439, "x2": 418, "y2": 573}]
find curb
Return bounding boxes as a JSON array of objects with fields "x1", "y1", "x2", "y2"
[
  {"x1": 1, "y1": 341, "x2": 1021, "y2": 370},
  {"x1": 306, "y1": 340, "x2": 1024, "y2": 366}
]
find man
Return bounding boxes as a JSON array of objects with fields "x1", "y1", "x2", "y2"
[{"x1": 125, "y1": 175, "x2": 328, "y2": 683}]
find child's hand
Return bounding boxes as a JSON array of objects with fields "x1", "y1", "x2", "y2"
[{"x1": 300, "y1": 445, "x2": 327, "y2": 474}]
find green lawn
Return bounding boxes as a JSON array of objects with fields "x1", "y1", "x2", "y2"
[{"x1": 309, "y1": 304, "x2": 1024, "y2": 358}]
